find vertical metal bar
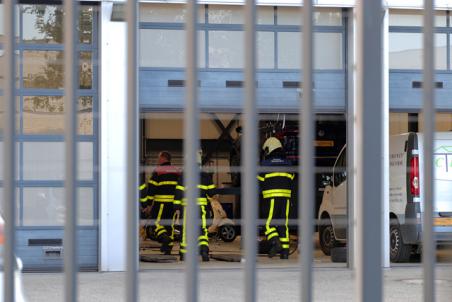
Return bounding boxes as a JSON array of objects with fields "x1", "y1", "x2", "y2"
[
  {"x1": 185, "y1": 1, "x2": 200, "y2": 302},
  {"x1": 125, "y1": 0, "x2": 139, "y2": 301},
  {"x1": 300, "y1": 1, "x2": 314, "y2": 302},
  {"x1": 423, "y1": 1, "x2": 436, "y2": 301},
  {"x1": 243, "y1": 1, "x2": 257, "y2": 301},
  {"x1": 63, "y1": 0, "x2": 78, "y2": 301},
  {"x1": 3, "y1": 1, "x2": 17, "y2": 301},
  {"x1": 356, "y1": 1, "x2": 383, "y2": 301}
]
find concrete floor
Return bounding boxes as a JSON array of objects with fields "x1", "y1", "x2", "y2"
[{"x1": 22, "y1": 265, "x2": 452, "y2": 302}]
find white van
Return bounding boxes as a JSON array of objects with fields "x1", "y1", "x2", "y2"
[{"x1": 318, "y1": 132, "x2": 452, "y2": 262}]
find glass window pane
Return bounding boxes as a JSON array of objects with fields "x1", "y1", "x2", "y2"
[
  {"x1": 23, "y1": 142, "x2": 93, "y2": 181},
  {"x1": 22, "y1": 96, "x2": 93, "y2": 135},
  {"x1": 23, "y1": 50, "x2": 63, "y2": 89},
  {"x1": 277, "y1": 7, "x2": 342, "y2": 26},
  {"x1": 23, "y1": 187, "x2": 94, "y2": 226},
  {"x1": 257, "y1": 31, "x2": 274, "y2": 69},
  {"x1": 139, "y1": 30, "x2": 205, "y2": 68},
  {"x1": 80, "y1": 52, "x2": 93, "y2": 89},
  {"x1": 314, "y1": 8, "x2": 342, "y2": 26},
  {"x1": 23, "y1": 187, "x2": 65, "y2": 226},
  {"x1": 0, "y1": 142, "x2": 21, "y2": 181},
  {"x1": 389, "y1": 33, "x2": 446, "y2": 69},
  {"x1": 315, "y1": 33, "x2": 343, "y2": 70},
  {"x1": 278, "y1": 32, "x2": 301, "y2": 69},
  {"x1": 257, "y1": 6, "x2": 274, "y2": 25},
  {"x1": 209, "y1": 31, "x2": 244, "y2": 68},
  {"x1": 22, "y1": 51, "x2": 94, "y2": 89},
  {"x1": 22, "y1": 5, "x2": 63, "y2": 44},
  {"x1": 389, "y1": 9, "x2": 446, "y2": 27},
  {"x1": 208, "y1": 5, "x2": 243, "y2": 24},
  {"x1": 139, "y1": 3, "x2": 205, "y2": 23},
  {"x1": 78, "y1": 187, "x2": 94, "y2": 226},
  {"x1": 79, "y1": 6, "x2": 94, "y2": 44}
]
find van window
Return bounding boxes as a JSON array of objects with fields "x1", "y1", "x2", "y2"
[{"x1": 333, "y1": 147, "x2": 347, "y2": 186}]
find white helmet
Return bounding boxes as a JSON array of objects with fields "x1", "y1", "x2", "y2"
[{"x1": 262, "y1": 137, "x2": 282, "y2": 156}]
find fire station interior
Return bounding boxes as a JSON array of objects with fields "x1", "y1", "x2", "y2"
[{"x1": 138, "y1": 111, "x2": 452, "y2": 267}]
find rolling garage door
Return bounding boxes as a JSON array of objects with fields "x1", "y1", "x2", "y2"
[{"x1": 9, "y1": 3, "x2": 99, "y2": 271}]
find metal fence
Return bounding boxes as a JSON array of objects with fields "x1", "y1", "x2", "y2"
[{"x1": 2, "y1": 0, "x2": 437, "y2": 301}]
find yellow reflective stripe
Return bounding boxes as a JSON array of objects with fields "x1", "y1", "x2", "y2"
[
  {"x1": 176, "y1": 185, "x2": 185, "y2": 191},
  {"x1": 140, "y1": 197, "x2": 148, "y2": 202},
  {"x1": 198, "y1": 241, "x2": 209, "y2": 246},
  {"x1": 155, "y1": 195, "x2": 174, "y2": 199},
  {"x1": 148, "y1": 196, "x2": 154, "y2": 201},
  {"x1": 139, "y1": 184, "x2": 147, "y2": 190},
  {"x1": 157, "y1": 229, "x2": 166, "y2": 236},
  {"x1": 263, "y1": 193, "x2": 291, "y2": 198},
  {"x1": 198, "y1": 184, "x2": 216, "y2": 190},
  {"x1": 173, "y1": 200, "x2": 182, "y2": 205},
  {"x1": 268, "y1": 232, "x2": 278, "y2": 240},
  {"x1": 154, "y1": 199, "x2": 174, "y2": 203},
  {"x1": 265, "y1": 227, "x2": 277, "y2": 236},
  {"x1": 156, "y1": 181, "x2": 178, "y2": 186},
  {"x1": 282, "y1": 244, "x2": 290, "y2": 249},
  {"x1": 265, "y1": 199, "x2": 275, "y2": 236},
  {"x1": 257, "y1": 175, "x2": 265, "y2": 182},
  {"x1": 198, "y1": 235, "x2": 209, "y2": 241},
  {"x1": 262, "y1": 189, "x2": 291, "y2": 195},
  {"x1": 201, "y1": 205, "x2": 207, "y2": 232},
  {"x1": 264, "y1": 172, "x2": 294, "y2": 180},
  {"x1": 285, "y1": 199, "x2": 290, "y2": 241},
  {"x1": 280, "y1": 238, "x2": 290, "y2": 243},
  {"x1": 155, "y1": 204, "x2": 165, "y2": 228},
  {"x1": 149, "y1": 180, "x2": 158, "y2": 186}
]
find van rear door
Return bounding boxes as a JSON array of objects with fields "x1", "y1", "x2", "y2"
[{"x1": 433, "y1": 132, "x2": 452, "y2": 214}]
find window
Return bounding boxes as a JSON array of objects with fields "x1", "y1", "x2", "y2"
[{"x1": 139, "y1": 4, "x2": 344, "y2": 70}]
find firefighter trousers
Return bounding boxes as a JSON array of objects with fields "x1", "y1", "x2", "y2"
[
  {"x1": 179, "y1": 204, "x2": 209, "y2": 255},
  {"x1": 150, "y1": 201, "x2": 177, "y2": 246},
  {"x1": 261, "y1": 197, "x2": 290, "y2": 253}
]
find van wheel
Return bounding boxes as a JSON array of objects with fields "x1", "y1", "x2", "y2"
[
  {"x1": 319, "y1": 221, "x2": 340, "y2": 256},
  {"x1": 390, "y1": 224, "x2": 412, "y2": 262},
  {"x1": 219, "y1": 224, "x2": 236, "y2": 242}
]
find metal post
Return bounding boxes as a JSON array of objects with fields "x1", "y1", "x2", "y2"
[
  {"x1": 63, "y1": 0, "x2": 78, "y2": 301},
  {"x1": 185, "y1": 1, "x2": 200, "y2": 302},
  {"x1": 422, "y1": 1, "x2": 436, "y2": 301},
  {"x1": 243, "y1": 1, "x2": 257, "y2": 301},
  {"x1": 356, "y1": 0, "x2": 384, "y2": 301},
  {"x1": 300, "y1": 1, "x2": 314, "y2": 302},
  {"x1": 3, "y1": 1, "x2": 17, "y2": 301},
  {"x1": 125, "y1": 0, "x2": 139, "y2": 301}
]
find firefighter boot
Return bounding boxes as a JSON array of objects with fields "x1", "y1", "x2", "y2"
[
  {"x1": 268, "y1": 237, "x2": 282, "y2": 258},
  {"x1": 159, "y1": 233, "x2": 173, "y2": 255},
  {"x1": 280, "y1": 250, "x2": 289, "y2": 260},
  {"x1": 200, "y1": 246, "x2": 210, "y2": 262}
]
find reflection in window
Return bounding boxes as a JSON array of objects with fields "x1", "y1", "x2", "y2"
[
  {"x1": 22, "y1": 5, "x2": 94, "y2": 44},
  {"x1": 139, "y1": 29, "x2": 205, "y2": 68},
  {"x1": 389, "y1": 33, "x2": 446, "y2": 69},
  {"x1": 22, "y1": 50, "x2": 93, "y2": 89},
  {"x1": 208, "y1": 5, "x2": 244, "y2": 24},
  {"x1": 23, "y1": 187, "x2": 94, "y2": 226},
  {"x1": 140, "y1": 3, "x2": 205, "y2": 23},
  {"x1": 209, "y1": 31, "x2": 244, "y2": 68},
  {"x1": 277, "y1": 7, "x2": 342, "y2": 26},
  {"x1": 22, "y1": 96, "x2": 93, "y2": 135},
  {"x1": 389, "y1": 9, "x2": 447, "y2": 27}
]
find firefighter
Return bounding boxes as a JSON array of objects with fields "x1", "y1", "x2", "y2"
[
  {"x1": 139, "y1": 172, "x2": 150, "y2": 217},
  {"x1": 258, "y1": 137, "x2": 294, "y2": 259},
  {"x1": 146, "y1": 151, "x2": 181, "y2": 255},
  {"x1": 174, "y1": 150, "x2": 216, "y2": 262}
]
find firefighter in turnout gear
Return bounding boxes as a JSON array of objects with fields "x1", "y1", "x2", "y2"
[
  {"x1": 174, "y1": 150, "x2": 216, "y2": 262},
  {"x1": 147, "y1": 151, "x2": 181, "y2": 255},
  {"x1": 258, "y1": 137, "x2": 295, "y2": 259}
]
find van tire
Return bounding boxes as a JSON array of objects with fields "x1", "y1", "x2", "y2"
[
  {"x1": 319, "y1": 221, "x2": 340, "y2": 256},
  {"x1": 390, "y1": 224, "x2": 412, "y2": 262}
]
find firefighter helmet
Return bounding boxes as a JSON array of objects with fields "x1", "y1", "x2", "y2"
[{"x1": 262, "y1": 137, "x2": 283, "y2": 156}]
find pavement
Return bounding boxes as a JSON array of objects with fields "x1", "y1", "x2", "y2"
[
  {"x1": 22, "y1": 265, "x2": 452, "y2": 302},
  {"x1": 20, "y1": 236, "x2": 452, "y2": 301}
]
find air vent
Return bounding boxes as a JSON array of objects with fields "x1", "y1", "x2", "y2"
[
  {"x1": 226, "y1": 80, "x2": 243, "y2": 88},
  {"x1": 412, "y1": 81, "x2": 443, "y2": 89},
  {"x1": 28, "y1": 239, "x2": 62, "y2": 246},
  {"x1": 168, "y1": 80, "x2": 185, "y2": 87},
  {"x1": 283, "y1": 81, "x2": 301, "y2": 88}
]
